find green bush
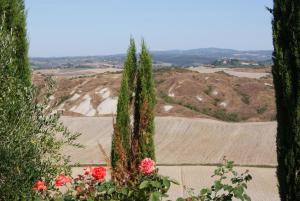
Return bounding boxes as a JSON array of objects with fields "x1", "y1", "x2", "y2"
[
  {"x1": 256, "y1": 105, "x2": 267, "y2": 114},
  {"x1": 0, "y1": 70, "x2": 81, "y2": 200},
  {"x1": 177, "y1": 160, "x2": 252, "y2": 201}
]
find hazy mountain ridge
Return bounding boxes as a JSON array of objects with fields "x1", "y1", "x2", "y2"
[{"x1": 30, "y1": 48, "x2": 272, "y2": 69}]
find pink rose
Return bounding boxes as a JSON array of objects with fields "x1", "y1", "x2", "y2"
[
  {"x1": 84, "y1": 166, "x2": 93, "y2": 175},
  {"x1": 32, "y1": 180, "x2": 47, "y2": 191},
  {"x1": 139, "y1": 158, "x2": 155, "y2": 175},
  {"x1": 55, "y1": 174, "x2": 71, "y2": 187},
  {"x1": 91, "y1": 166, "x2": 106, "y2": 181}
]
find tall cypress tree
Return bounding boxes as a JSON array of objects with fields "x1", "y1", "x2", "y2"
[
  {"x1": 272, "y1": 1, "x2": 300, "y2": 200},
  {"x1": 124, "y1": 37, "x2": 137, "y2": 96},
  {"x1": 111, "y1": 73, "x2": 131, "y2": 169},
  {"x1": 133, "y1": 40, "x2": 156, "y2": 164},
  {"x1": 111, "y1": 38, "x2": 137, "y2": 170},
  {"x1": 0, "y1": 0, "x2": 31, "y2": 85}
]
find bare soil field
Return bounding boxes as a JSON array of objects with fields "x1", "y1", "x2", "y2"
[
  {"x1": 33, "y1": 66, "x2": 275, "y2": 122},
  {"x1": 35, "y1": 67, "x2": 121, "y2": 77},
  {"x1": 188, "y1": 67, "x2": 271, "y2": 78},
  {"x1": 62, "y1": 116, "x2": 276, "y2": 166},
  {"x1": 65, "y1": 116, "x2": 278, "y2": 201}
]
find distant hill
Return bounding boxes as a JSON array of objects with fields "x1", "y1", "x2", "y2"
[{"x1": 30, "y1": 48, "x2": 272, "y2": 69}]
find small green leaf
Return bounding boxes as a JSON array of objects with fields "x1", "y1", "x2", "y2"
[
  {"x1": 108, "y1": 187, "x2": 115, "y2": 194},
  {"x1": 149, "y1": 192, "x2": 161, "y2": 201},
  {"x1": 163, "y1": 178, "x2": 171, "y2": 189},
  {"x1": 128, "y1": 190, "x2": 134, "y2": 197},
  {"x1": 244, "y1": 194, "x2": 251, "y2": 201},
  {"x1": 139, "y1": 180, "x2": 150, "y2": 189},
  {"x1": 233, "y1": 186, "x2": 244, "y2": 199},
  {"x1": 214, "y1": 180, "x2": 223, "y2": 191},
  {"x1": 169, "y1": 178, "x2": 180, "y2": 185},
  {"x1": 200, "y1": 188, "x2": 208, "y2": 195},
  {"x1": 150, "y1": 181, "x2": 161, "y2": 188}
]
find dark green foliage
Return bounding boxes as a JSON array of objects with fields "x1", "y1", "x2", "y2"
[
  {"x1": 133, "y1": 40, "x2": 156, "y2": 164},
  {"x1": 111, "y1": 39, "x2": 156, "y2": 178},
  {"x1": 0, "y1": 0, "x2": 31, "y2": 86},
  {"x1": 234, "y1": 88, "x2": 250, "y2": 105},
  {"x1": 0, "y1": 20, "x2": 80, "y2": 199},
  {"x1": 111, "y1": 73, "x2": 131, "y2": 169},
  {"x1": 256, "y1": 105, "x2": 268, "y2": 114},
  {"x1": 111, "y1": 38, "x2": 137, "y2": 170},
  {"x1": 0, "y1": 66, "x2": 81, "y2": 200},
  {"x1": 124, "y1": 37, "x2": 137, "y2": 95},
  {"x1": 271, "y1": 0, "x2": 300, "y2": 200}
]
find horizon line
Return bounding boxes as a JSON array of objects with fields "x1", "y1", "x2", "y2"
[{"x1": 29, "y1": 47, "x2": 273, "y2": 58}]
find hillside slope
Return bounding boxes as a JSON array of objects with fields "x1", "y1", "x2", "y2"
[
  {"x1": 62, "y1": 116, "x2": 276, "y2": 166},
  {"x1": 33, "y1": 67, "x2": 275, "y2": 122}
]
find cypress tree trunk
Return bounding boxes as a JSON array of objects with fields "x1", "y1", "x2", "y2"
[
  {"x1": 0, "y1": 0, "x2": 31, "y2": 86},
  {"x1": 111, "y1": 39, "x2": 137, "y2": 170},
  {"x1": 133, "y1": 40, "x2": 156, "y2": 165},
  {"x1": 272, "y1": 1, "x2": 300, "y2": 200}
]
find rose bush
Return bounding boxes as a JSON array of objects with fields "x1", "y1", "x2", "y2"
[
  {"x1": 32, "y1": 181, "x2": 47, "y2": 191},
  {"x1": 54, "y1": 174, "x2": 71, "y2": 187},
  {"x1": 32, "y1": 158, "x2": 178, "y2": 201}
]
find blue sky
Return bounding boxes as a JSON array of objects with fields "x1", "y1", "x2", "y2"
[{"x1": 25, "y1": 0, "x2": 273, "y2": 57}]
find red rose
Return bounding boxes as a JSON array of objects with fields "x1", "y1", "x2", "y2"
[
  {"x1": 84, "y1": 166, "x2": 93, "y2": 175},
  {"x1": 91, "y1": 166, "x2": 106, "y2": 181},
  {"x1": 139, "y1": 158, "x2": 155, "y2": 175},
  {"x1": 76, "y1": 186, "x2": 82, "y2": 193},
  {"x1": 32, "y1": 180, "x2": 47, "y2": 191},
  {"x1": 55, "y1": 174, "x2": 71, "y2": 187}
]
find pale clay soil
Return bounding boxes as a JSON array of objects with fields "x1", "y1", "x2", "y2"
[
  {"x1": 188, "y1": 67, "x2": 271, "y2": 79},
  {"x1": 62, "y1": 116, "x2": 279, "y2": 201}
]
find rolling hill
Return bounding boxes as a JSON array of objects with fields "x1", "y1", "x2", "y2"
[{"x1": 30, "y1": 48, "x2": 272, "y2": 69}]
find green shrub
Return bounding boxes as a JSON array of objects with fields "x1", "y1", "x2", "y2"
[
  {"x1": 240, "y1": 93, "x2": 250, "y2": 105},
  {"x1": 55, "y1": 95, "x2": 71, "y2": 107},
  {"x1": 204, "y1": 85, "x2": 213, "y2": 95},
  {"x1": 256, "y1": 105, "x2": 267, "y2": 114},
  {"x1": 177, "y1": 160, "x2": 252, "y2": 201},
  {"x1": 214, "y1": 109, "x2": 240, "y2": 122},
  {"x1": 0, "y1": 71, "x2": 81, "y2": 200}
]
